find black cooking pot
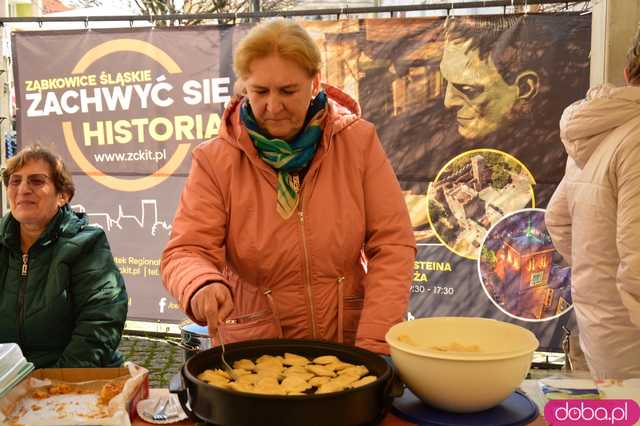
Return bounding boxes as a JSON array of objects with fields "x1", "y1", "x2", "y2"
[
  {"x1": 170, "y1": 338, "x2": 403, "y2": 426},
  {"x1": 178, "y1": 321, "x2": 212, "y2": 360}
]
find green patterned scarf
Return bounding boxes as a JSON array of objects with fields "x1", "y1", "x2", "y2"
[{"x1": 240, "y1": 91, "x2": 328, "y2": 219}]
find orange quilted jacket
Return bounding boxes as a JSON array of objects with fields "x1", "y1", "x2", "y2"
[{"x1": 161, "y1": 84, "x2": 416, "y2": 354}]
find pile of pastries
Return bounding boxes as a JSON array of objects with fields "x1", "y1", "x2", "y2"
[
  {"x1": 197, "y1": 353, "x2": 377, "y2": 395},
  {"x1": 31, "y1": 382, "x2": 124, "y2": 405},
  {"x1": 32, "y1": 384, "x2": 74, "y2": 399},
  {"x1": 398, "y1": 334, "x2": 482, "y2": 352}
]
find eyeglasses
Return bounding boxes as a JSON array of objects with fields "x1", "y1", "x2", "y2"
[{"x1": 5, "y1": 173, "x2": 51, "y2": 189}]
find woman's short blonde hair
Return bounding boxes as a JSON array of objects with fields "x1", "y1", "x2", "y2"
[
  {"x1": 233, "y1": 19, "x2": 321, "y2": 80},
  {"x1": 627, "y1": 24, "x2": 640, "y2": 85}
]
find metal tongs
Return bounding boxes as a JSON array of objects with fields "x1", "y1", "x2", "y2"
[{"x1": 217, "y1": 328, "x2": 238, "y2": 380}]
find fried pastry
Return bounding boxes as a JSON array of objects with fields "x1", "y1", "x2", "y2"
[
  {"x1": 255, "y1": 368, "x2": 283, "y2": 381},
  {"x1": 98, "y1": 383, "x2": 123, "y2": 405},
  {"x1": 338, "y1": 365, "x2": 368, "y2": 378},
  {"x1": 351, "y1": 376, "x2": 377, "y2": 388},
  {"x1": 233, "y1": 359, "x2": 256, "y2": 370},
  {"x1": 316, "y1": 382, "x2": 346, "y2": 394},
  {"x1": 330, "y1": 374, "x2": 359, "y2": 388},
  {"x1": 255, "y1": 361, "x2": 283, "y2": 372},
  {"x1": 285, "y1": 372, "x2": 314, "y2": 382},
  {"x1": 283, "y1": 353, "x2": 310, "y2": 366},
  {"x1": 231, "y1": 368, "x2": 252, "y2": 377},
  {"x1": 282, "y1": 365, "x2": 308, "y2": 376},
  {"x1": 48, "y1": 384, "x2": 73, "y2": 395},
  {"x1": 281, "y1": 376, "x2": 312, "y2": 393},
  {"x1": 430, "y1": 342, "x2": 481, "y2": 352},
  {"x1": 255, "y1": 376, "x2": 279, "y2": 388},
  {"x1": 237, "y1": 374, "x2": 260, "y2": 386},
  {"x1": 306, "y1": 364, "x2": 335, "y2": 377},
  {"x1": 228, "y1": 382, "x2": 254, "y2": 393},
  {"x1": 198, "y1": 369, "x2": 231, "y2": 387},
  {"x1": 256, "y1": 355, "x2": 280, "y2": 364},
  {"x1": 32, "y1": 389, "x2": 48, "y2": 400},
  {"x1": 253, "y1": 385, "x2": 286, "y2": 395},
  {"x1": 312, "y1": 355, "x2": 339, "y2": 365},
  {"x1": 326, "y1": 361, "x2": 354, "y2": 371},
  {"x1": 308, "y1": 376, "x2": 331, "y2": 387},
  {"x1": 200, "y1": 352, "x2": 377, "y2": 396}
]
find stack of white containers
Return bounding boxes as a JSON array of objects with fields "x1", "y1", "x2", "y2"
[{"x1": 0, "y1": 343, "x2": 34, "y2": 398}]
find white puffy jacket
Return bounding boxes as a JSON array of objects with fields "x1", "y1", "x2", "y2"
[{"x1": 546, "y1": 84, "x2": 640, "y2": 379}]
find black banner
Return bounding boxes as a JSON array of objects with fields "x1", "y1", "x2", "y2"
[{"x1": 12, "y1": 15, "x2": 590, "y2": 350}]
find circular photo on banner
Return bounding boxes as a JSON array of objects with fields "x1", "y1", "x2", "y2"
[
  {"x1": 477, "y1": 208, "x2": 573, "y2": 322},
  {"x1": 426, "y1": 149, "x2": 535, "y2": 259},
  {"x1": 404, "y1": 185, "x2": 439, "y2": 243}
]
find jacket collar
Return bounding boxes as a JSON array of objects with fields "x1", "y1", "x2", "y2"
[
  {"x1": 0, "y1": 204, "x2": 87, "y2": 251},
  {"x1": 218, "y1": 82, "x2": 361, "y2": 168}
]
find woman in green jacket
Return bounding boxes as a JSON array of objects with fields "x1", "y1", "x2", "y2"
[{"x1": 0, "y1": 145, "x2": 128, "y2": 368}]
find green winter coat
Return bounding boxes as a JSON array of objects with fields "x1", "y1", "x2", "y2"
[{"x1": 0, "y1": 204, "x2": 128, "y2": 368}]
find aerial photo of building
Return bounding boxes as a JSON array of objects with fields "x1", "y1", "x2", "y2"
[
  {"x1": 428, "y1": 150, "x2": 533, "y2": 259},
  {"x1": 479, "y1": 210, "x2": 572, "y2": 320}
]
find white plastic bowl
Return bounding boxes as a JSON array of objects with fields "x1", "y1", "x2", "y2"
[{"x1": 385, "y1": 317, "x2": 539, "y2": 413}]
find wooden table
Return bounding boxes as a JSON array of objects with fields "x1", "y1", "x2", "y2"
[{"x1": 133, "y1": 389, "x2": 548, "y2": 426}]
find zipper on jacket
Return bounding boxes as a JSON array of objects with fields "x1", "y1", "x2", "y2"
[
  {"x1": 17, "y1": 254, "x2": 28, "y2": 346},
  {"x1": 293, "y1": 126, "x2": 336, "y2": 339},
  {"x1": 298, "y1": 210, "x2": 318, "y2": 339},
  {"x1": 21, "y1": 254, "x2": 28, "y2": 276}
]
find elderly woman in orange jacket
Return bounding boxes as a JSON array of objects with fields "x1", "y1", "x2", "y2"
[{"x1": 161, "y1": 20, "x2": 416, "y2": 354}]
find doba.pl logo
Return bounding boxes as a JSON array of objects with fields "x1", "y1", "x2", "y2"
[{"x1": 545, "y1": 399, "x2": 640, "y2": 425}]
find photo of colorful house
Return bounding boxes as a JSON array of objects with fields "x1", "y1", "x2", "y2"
[{"x1": 478, "y1": 209, "x2": 572, "y2": 321}]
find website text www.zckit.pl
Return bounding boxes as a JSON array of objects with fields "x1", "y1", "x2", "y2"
[
  {"x1": 545, "y1": 399, "x2": 640, "y2": 425},
  {"x1": 93, "y1": 149, "x2": 167, "y2": 163}
]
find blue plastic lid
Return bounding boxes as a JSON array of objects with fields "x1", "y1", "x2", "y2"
[
  {"x1": 181, "y1": 322, "x2": 210, "y2": 336},
  {"x1": 392, "y1": 388, "x2": 539, "y2": 426}
]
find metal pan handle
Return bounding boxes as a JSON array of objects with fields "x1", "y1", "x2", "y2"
[
  {"x1": 383, "y1": 355, "x2": 405, "y2": 398},
  {"x1": 166, "y1": 338, "x2": 200, "y2": 352},
  {"x1": 381, "y1": 355, "x2": 404, "y2": 421},
  {"x1": 371, "y1": 355, "x2": 405, "y2": 424},
  {"x1": 169, "y1": 371, "x2": 201, "y2": 422}
]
